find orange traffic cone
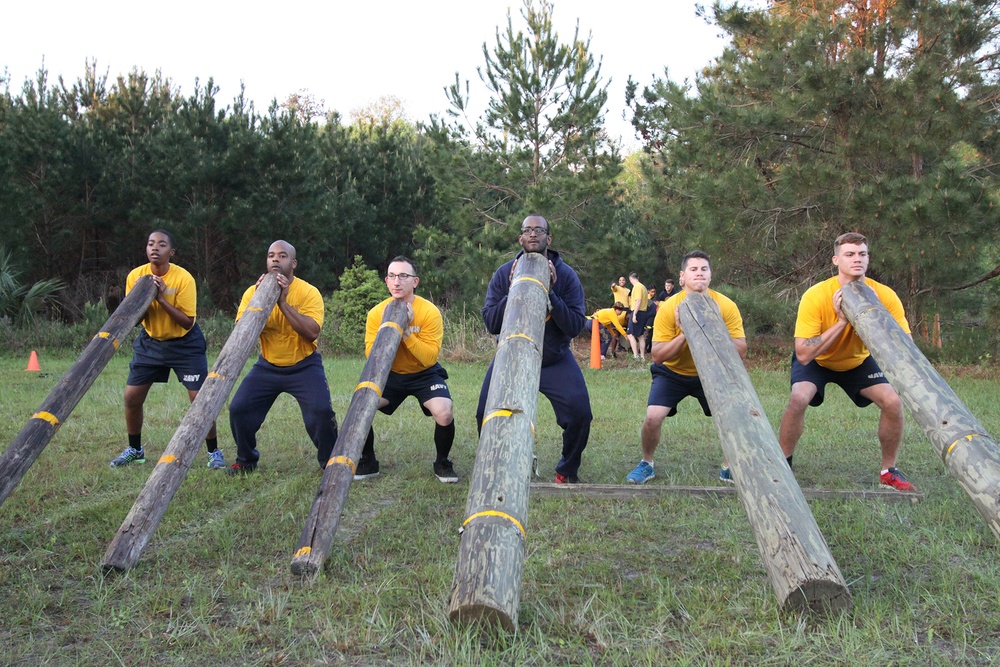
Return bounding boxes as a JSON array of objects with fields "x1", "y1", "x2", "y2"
[
  {"x1": 25, "y1": 350, "x2": 41, "y2": 372},
  {"x1": 589, "y1": 318, "x2": 602, "y2": 369}
]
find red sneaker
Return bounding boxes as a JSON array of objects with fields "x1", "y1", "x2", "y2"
[
  {"x1": 554, "y1": 473, "x2": 581, "y2": 484},
  {"x1": 880, "y1": 467, "x2": 916, "y2": 491}
]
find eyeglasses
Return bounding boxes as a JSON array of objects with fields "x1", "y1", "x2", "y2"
[
  {"x1": 386, "y1": 273, "x2": 416, "y2": 280},
  {"x1": 520, "y1": 227, "x2": 548, "y2": 236}
]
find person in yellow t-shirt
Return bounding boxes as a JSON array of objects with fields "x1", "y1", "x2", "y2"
[
  {"x1": 611, "y1": 276, "x2": 631, "y2": 311},
  {"x1": 777, "y1": 232, "x2": 915, "y2": 491},
  {"x1": 625, "y1": 250, "x2": 747, "y2": 485},
  {"x1": 111, "y1": 230, "x2": 223, "y2": 470},
  {"x1": 226, "y1": 240, "x2": 338, "y2": 474},
  {"x1": 627, "y1": 271, "x2": 651, "y2": 360},
  {"x1": 592, "y1": 303, "x2": 628, "y2": 359},
  {"x1": 355, "y1": 256, "x2": 456, "y2": 483}
]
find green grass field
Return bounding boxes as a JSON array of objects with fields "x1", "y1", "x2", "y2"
[{"x1": 1, "y1": 348, "x2": 999, "y2": 666}]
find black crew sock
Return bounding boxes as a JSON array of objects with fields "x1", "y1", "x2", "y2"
[
  {"x1": 434, "y1": 422, "x2": 455, "y2": 461},
  {"x1": 205, "y1": 437, "x2": 218, "y2": 454},
  {"x1": 128, "y1": 433, "x2": 142, "y2": 451},
  {"x1": 362, "y1": 427, "x2": 376, "y2": 462},
  {"x1": 786, "y1": 455, "x2": 793, "y2": 468}
]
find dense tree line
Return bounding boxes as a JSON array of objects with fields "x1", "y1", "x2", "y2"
[{"x1": 2, "y1": 0, "x2": 998, "y2": 343}]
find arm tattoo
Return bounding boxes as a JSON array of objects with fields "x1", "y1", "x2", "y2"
[{"x1": 804, "y1": 336, "x2": 822, "y2": 347}]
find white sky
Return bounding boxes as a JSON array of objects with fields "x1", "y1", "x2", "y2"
[{"x1": 4, "y1": 1, "x2": 729, "y2": 151}]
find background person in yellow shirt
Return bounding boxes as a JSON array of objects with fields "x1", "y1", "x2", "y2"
[
  {"x1": 627, "y1": 271, "x2": 651, "y2": 361},
  {"x1": 111, "y1": 230, "x2": 223, "y2": 470},
  {"x1": 611, "y1": 276, "x2": 631, "y2": 311},
  {"x1": 226, "y1": 241, "x2": 338, "y2": 474},
  {"x1": 777, "y1": 232, "x2": 915, "y2": 491},
  {"x1": 356, "y1": 256, "x2": 456, "y2": 483},
  {"x1": 591, "y1": 303, "x2": 628, "y2": 359},
  {"x1": 625, "y1": 250, "x2": 747, "y2": 485}
]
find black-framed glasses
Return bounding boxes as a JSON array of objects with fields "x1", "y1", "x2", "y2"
[
  {"x1": 520, "y1": 227, "x2": 548, "y2": 236},
  {"x1": 386, "y1": 273, "x2": 416, "y2": 280}
]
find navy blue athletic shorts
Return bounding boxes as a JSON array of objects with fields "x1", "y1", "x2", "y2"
[
  {"x1": 789, "y1": 354, "x2": 889, "y2": 408},
  {"x1": 380, "y1": 363, "x2": 451, "y2": 416},
  {"x1": 647, "y1": 363, "x2": 710, "y2": 417},
  {"x1": 127, "y1": 324, "x2": 208, "y2": 391}
]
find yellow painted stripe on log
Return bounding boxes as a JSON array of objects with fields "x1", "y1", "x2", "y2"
[
  {"x1": 355, "y1": 381, "x2": 383, "y2": 397},
  {"x1": 463, "y1": 510, "x2": 526, "y2": 539},
  {"x1": 380, "y1": 321, "x2": 404, "y2": 334},
  {"x1": 293, "y1": 546, "x2": 311, "y2": 558},
  {"x1": 945, "y1": 433, "x2": 981, "y2": 459},
  {"x1": 513, "y1": 276, "x2": 549, "y2": 293},
  {"x1": 482, "y1": 409, "x2": 513, "y2": 427},
  {"x1": 327, "y1": 455, "x2": 356, "y2": 473},
  {"x1": 95, "y1": 331, "x2": 120, "y2": 349},
  {"x1": 32, "y1": 411, "x2": 60, "y2": 426},
  {"x1": 208, "y1": 371, "x2": 224, "y2": 380},
  {"x1": 159, "y1": 455, "x2": 177, "y2": 464},
  {"x1": 501, "y1": 333, "x2": 536, "y2": 346},
  {"x1": 247, "y1": 306, "x2": 263, "y2": 312}
]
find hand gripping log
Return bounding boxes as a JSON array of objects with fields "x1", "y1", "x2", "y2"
[
  {"x1": 290, "y1": 298, "x2": 409, "y2": 577},
  {"x1": 0, "y1": 275, "x2": 158, "y2": 509},
  {"x1": 101, "y1": 274, "x2": 281, "y2": 572},
  {"x1": 840, "y1": 280, "x2": 1000, "y2": 542},
  {"x1": 448, "y1": 252, "x2": 550, "y2": 631},
  {"x1": 679, "y1": 292, "x2": 852, "y2": 612}
]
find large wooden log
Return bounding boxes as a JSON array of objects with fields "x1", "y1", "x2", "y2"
[
  {"x1": 290, "y1": 299, "x2": 409, "y2": 577},
  {"x1": 449, "y1": 252, "x2": 550, "y2": 631},
  {"x1": 101, "y1": 274, "x2": 281, "y2": 572},
  {"x1": 840, "y1": 280, "x2": 1000, "y2": 541},
  {"x1": 679, "y1": 292, "x2": 852, "y2": 612},
  {"x1": 0, "y1": 275, "x2": 158, "y2": 509}
]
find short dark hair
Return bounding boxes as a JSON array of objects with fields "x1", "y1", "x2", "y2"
[
  {"x1": 680, "y1": 250, "x2": 710, "y2": 271},
  {"x1": 150, "y1": 229, "x2": 176, "y2": 249},
  {"x1": 613, "y1": 302, "x2": 626, "y2": 310},
  {"x1": 834, "y1": 232, "x2": 867, "y2": 254},
  {"x1": 628, "y1": 271, "x2": 638, "y2": 279},
  {"x1": 389, "y1": 255, "x2": 417, "y2": 275}
]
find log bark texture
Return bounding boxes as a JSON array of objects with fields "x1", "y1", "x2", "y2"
[
  {"x1": 0, "y1": 275, "x2": 157, "y2": 509},
  {"x1": 101, "y1": 274, "x2": 281, "y2": 571},
  {"x1": 679, "y1": 291, "x2": 852, "y2": 613},
  {"x1": 448, "y1": 252, "x2": 550, "y2": 631},
  {"x1": 840, "y1": 280, "x2": 1000, "y2": 541},
  {"x1": 290, "y1": 299, "x2": 408, "y2": 577}
]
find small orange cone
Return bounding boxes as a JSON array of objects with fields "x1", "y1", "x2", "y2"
[
  {"x1": 589, "y1": 318, "x2": 602, "y2": 369},
  {"x1": 25, "y1": 350, "x2": 41, "y2": 372}
]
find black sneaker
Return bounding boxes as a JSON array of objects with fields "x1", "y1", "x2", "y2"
[
  {"x1": 354, "y1": 458, "x2": 380, "y2": 480},
  {"x1": 433, "y1": 459, "x2": 458, "y2": 483},
  {"x1": 226, "y1": 462, "x2": 257, "y2": 476}
]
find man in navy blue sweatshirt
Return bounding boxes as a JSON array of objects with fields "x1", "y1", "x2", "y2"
[{"x1": 475, "y1": 214, "x2": 593, "y2": 483}]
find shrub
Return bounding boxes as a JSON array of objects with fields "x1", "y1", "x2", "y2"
[{"x1": 321, "y1": 256, "x2": 386, "y2": 356}]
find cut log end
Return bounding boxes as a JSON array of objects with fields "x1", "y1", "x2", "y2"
[
  {"x1": 781, "y1": 580, "x2": 853, "y2": 614},
  {"x1": 290, "y1": 557, "x2": 320, "y2": 578},
  {"x1": 448, "y1": 603, "x2": 515, "y2": 633}
]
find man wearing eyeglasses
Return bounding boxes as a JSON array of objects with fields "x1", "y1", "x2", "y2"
[
  {"x1": 476, "y1": 215, "x2": 593, "y2": 484},
  {"x1": 356, "y1": 256, "x2": 457, "y2": 483},
  {"x1": 227, "y1": 240, "x2": 339, "y2": 474}
]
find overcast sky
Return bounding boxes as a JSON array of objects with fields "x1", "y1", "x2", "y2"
[{"x1": 4, "y1": 1, "x2": 731, "y2": 150}]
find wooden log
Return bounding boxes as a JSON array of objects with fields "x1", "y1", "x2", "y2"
[
  {"x1": 449, "y1": 252, "x2": 550, "y2": 631},
  {"x1": 529, "y1": 483, "x2": 923, "y2": 503},
  {"x1": 679, "y1": 292, "x2": 852, "y2": 613},
  {"x1": 0, "y1": 275, "x2": 158, "y2": 509},
  {"x1": 101, "y1": 274, "x2": 281, "y2": 572},
  {"x1": 840, "y1": 280, "x2": 1000, "y2": 541},
  {"x1": 290, "y1": 299, "x2": 409, "y2": 577}
]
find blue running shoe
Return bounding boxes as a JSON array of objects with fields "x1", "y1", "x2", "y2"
[
  {"x1": 626, "y1": 461, "x2": 655, "y2": 484},
  {"x1": 207, "y1": 449, "x2": 226, "y2": 470},
  {"x1": 719, "y1": 466, "x2": 734, "y2": 484},
  {"x1": 110, "y1": 446, "x2": 145, "y2": 467}
]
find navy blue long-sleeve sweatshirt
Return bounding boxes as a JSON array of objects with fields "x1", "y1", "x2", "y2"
[{"x1": 481, "y1": 249, "x2": 586, "y2": 367}]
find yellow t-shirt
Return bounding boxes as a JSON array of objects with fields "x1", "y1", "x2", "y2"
[
  {"x1": 630, "y1": 282, "x2": 649, "y2": 312},
  {"x1": 237, "y1": 277, "x2": 323, "y2": 367},
  {"x1": 795, "y1": 276, "x2": 910, "y2": 372},
  {"x1": 611, "y1": 284, "x2": 632, "y2": 309},
  {"x1": 652, "y1": 289, "x2": 745, "y2": 377},
  {"x1": 593, "y1": 308, "x2": 627, "y2": 337},
  {"x1": 366, "y1": 295, "x2": 442, "y2": 375},
  {"x1": 126, "y1": 263, "x2": 197, "y2": 340}
]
